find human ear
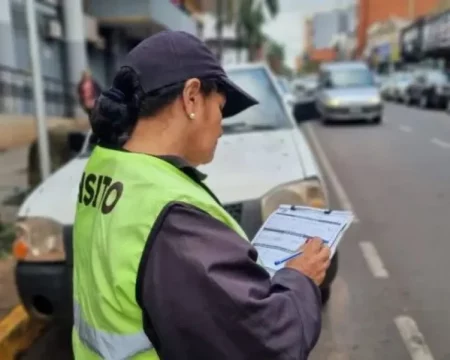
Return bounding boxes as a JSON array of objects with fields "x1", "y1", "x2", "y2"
[{"x1": 182, "y1": 78, "x2": 202, "y2": 117}]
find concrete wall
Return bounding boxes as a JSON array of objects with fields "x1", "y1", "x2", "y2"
[
  {"x1": 312, "y1": 11, "x2": 340, "y2": 49},
  {"x1": 149, "y1": 0, "x2": 196, "y2": 34},
  {"x1": 311, "y1": 6, "x2": 357, "y2": 50},
  {"x1": 87, "y1": 0, "x2": 197, "y2": 34}
]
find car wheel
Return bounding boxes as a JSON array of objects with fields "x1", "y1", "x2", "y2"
[
  {"x1": 321, "y1": 116, "x2": 331, "y2": 125},
  {"x1": 373, "y1": 116, "x2": 382, "y2": 125},
  {"x1": 404, "y1": 95, "x2": 411, "y2": 105},
  {"x1": 432, "y1": 95, "x2": 441, "y2": 109},
  {"x1": 419, "y1": 94, "x2": 429, "y2": 109}
]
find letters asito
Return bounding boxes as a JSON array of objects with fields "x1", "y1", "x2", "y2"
[{"x1": 78, "y1": 172, "x2": 124, "y2": 214}]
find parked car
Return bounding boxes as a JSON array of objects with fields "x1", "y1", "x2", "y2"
[
  {"x1": 380, "y1": 76, "x2": 396, "y2": 101},
  {"x1": 391, "y1": 72, "x2": 415, "y2": 103},
  {"x1": 405, "y1": 69, "x2": 450, "y2": 109},
  {"x1": 292, "y1": 74, "x2": 318, "y2": 103},
  {"x1": 12, "y1": 63, "x2": 339, "y2": 325},
  {"x1": 290, "y1": 74, "x2": 320, "y2": 122},
  {"x1": 315, "y1": 61, "x2": 383, "y2": 124},
  {"x1": 276, "y1": 76, "x2": 296, "y2": 109}
]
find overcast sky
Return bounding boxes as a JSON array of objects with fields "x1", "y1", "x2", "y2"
[{"x1": 262, "y1": 0, "x2": 352, "y2": 68}]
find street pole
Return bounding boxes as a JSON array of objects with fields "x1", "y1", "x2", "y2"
[
  {"x1": 25, "y1": 0, "x2": 51, "y2": 180},
  {"x1": 216, "y1": 0, "x2": 224, "y2": 62}
]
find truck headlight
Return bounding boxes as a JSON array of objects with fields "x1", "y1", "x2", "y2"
[
  {"x1": 261, "y1": 178, "x2": 327, "y2": 221},
  {"x1": 12, "y1": 217, "x2": 65, "y2": 261}
]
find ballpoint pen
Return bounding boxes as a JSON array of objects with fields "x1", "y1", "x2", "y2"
[
  {"x1": 274, "y1": 251, "x2": 303, "y2": 266},
  {"x1": 274, "y1": 240, "x2": 329, "y2": 266}
]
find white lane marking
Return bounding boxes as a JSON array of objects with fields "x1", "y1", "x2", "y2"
[
  {"x1": 399, "y1": 125, "x2": 412, "y2": 133},
  {"x1": 431, "y1": 137, "x2": 450, "y2": 149},
  {"x1": 304, "y1": 123, "x2": 359, "y2": 223},
  {"x1": 359, "y1": 241, "x2": 389, "y2": 278},
  {"x1": 395, "y1": 316, "x2": 435, "y2": 360}
]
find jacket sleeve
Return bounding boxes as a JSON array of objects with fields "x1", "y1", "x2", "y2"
[{"x1": 137, "y1": 202, "x2": 322, "y2": 360}]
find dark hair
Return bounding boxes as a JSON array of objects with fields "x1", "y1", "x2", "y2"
[{"x1": 90, "y1": 66, "x2": 220, "y2": 146}]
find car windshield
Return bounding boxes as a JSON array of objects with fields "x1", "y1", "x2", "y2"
[
  {"x1": 328, "y1": 68, "x2": 375, "y2": 88},
  {"x1": 80, "y1": 68, "x2": 292, "y2": 157},
  {"x1": 222, "y1": 67, "x2": 293, "y2": 134}
]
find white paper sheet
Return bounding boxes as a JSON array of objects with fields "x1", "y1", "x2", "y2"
[{"x1": 252, "y1": 205, "x2": 354, "y2": 277}]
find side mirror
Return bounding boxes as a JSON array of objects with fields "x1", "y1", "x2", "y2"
[{"x1": 67, "y1": 131, "x2": 86, "y2": 155}]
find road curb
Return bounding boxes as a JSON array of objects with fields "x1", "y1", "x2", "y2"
[{"x1": 0, "y1": 305, "x2": 47, "y2": 359}]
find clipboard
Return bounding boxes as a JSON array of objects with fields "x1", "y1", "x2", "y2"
[{"x1": 252, "y1": 204, "x2": 354, "y2": 277}]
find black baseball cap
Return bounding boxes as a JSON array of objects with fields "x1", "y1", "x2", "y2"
[{"x1": 121, "y1": 30, "x2": 258, "y2": 118}]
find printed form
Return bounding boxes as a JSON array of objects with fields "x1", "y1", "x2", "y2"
[{"x1": 252, "y1": 205, "x2": 354, "y2": 277}]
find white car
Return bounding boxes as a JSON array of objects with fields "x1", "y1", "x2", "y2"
[
  {"x1": 13, "y1": 63, "x2": 338, "y2": 324},
  {"x1": 316, "y1": 61, "x2": 383, "y2": 124}
]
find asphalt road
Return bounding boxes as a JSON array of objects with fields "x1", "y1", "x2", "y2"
[
  {"x1": 24, "y1": 102, "x2": 450, "y2": 359},
  {"x1": 308, "y1": 102, "x2": 450, "y2": 360}
]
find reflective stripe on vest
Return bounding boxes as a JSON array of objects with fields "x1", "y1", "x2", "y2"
[{"x1": 74, "y1": 301, "x2": 153, "y2": 360}]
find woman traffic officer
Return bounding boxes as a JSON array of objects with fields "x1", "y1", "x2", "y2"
[{"x1": 73, "y1": 30, "x2": 331, "y2": 360}]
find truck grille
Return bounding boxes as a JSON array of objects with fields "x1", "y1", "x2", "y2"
[{"x1": 223, "y1": 203, "x2": 243, "y2": 223}]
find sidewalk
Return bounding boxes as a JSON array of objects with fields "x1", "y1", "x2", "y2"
[{"x1": 0, "y1": 114, "x2": 90, "y2": 151}]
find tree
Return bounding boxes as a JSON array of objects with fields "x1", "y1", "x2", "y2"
[
  {"x1": 236, "y1": 0, "x2": 279, "y2": 61},
  {"x1": 266, "y1": 39, "x2": 285, "y2": 74}
]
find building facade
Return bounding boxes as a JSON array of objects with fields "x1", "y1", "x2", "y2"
[
  {"x1": 0, "y1": 0, "x2": 202, "y2": 117},
  {"x1": 364, "y1": 17, "x2": 410, "y2": 72},
  {"x1": 200, "y1": 12, "x2": 248, "y2": 65},
  {"x1": 400, "y1": 8, "x2": 450, "y2": 66},
  {"x1": 356, "y1": 0, "x2": 441, "y2": 57},
  {"x1": 305, "y1": 5, "x2": 357, "y2": 63}
]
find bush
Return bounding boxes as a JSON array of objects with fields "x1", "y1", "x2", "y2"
[{"x1": 0, "y1": 220, "x2": 15, "y2": 257}]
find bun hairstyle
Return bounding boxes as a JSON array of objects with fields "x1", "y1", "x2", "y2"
[
  {"x1": 90, "y1": 66, "x2": 221, "y2": 147},
  {"x1": 90, "y1": 67, "x2": 143, "y2": 146}
]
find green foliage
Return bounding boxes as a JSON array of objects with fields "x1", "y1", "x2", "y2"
[
  {"x1": 0, "y1": 220, "x2": 15, "y2": 257},
  {"x1": 266, "y1": 38, "x2": 285, "y2": 74},
  {"x1": 235, "y1": 0, "x2": 279, "y2": 60},
  {"x1": 299, "y1": 59, "x2": 320, "y2": 74},
  {"x1": 267, "y1": 39, "x2": 285, "y2": 60}
]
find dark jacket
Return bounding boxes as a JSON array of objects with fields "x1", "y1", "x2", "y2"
[{"x1": 135, "y1": 156, "x2": 323, "y2": 360}]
